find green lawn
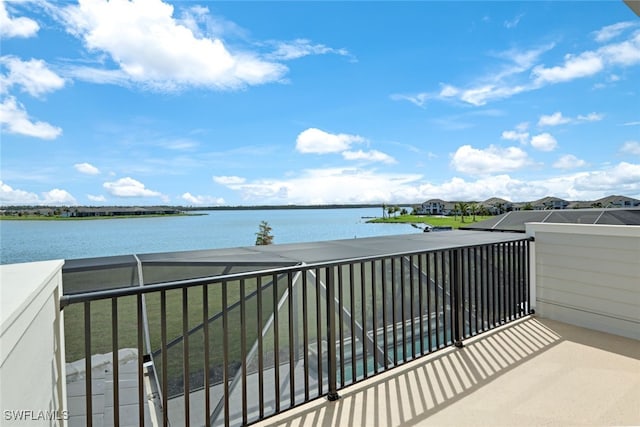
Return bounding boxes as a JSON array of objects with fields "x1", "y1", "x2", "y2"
[{"x1": 366, "y1": 214, "x2": 492, "y2": 228}]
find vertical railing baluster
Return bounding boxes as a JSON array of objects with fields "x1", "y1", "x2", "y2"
[
  {"x1": 288, "y1": 272, "x2": 295, "y2": 409},
  {"x1": 508, "y1": 242, "x2": 514, "y2": 321},
  {"x1": 434, "y1": 251, "x2": 440, "y2": 349},
  {"x1": 302, "y1": 271, "x2": 309, "y2": 401},
  {"x1": 111, "y1": 298, "x2": 119, "y2": 427},
  {"x1": 400, "y1": 257, "x2": 407, "y2": 363},
  {"x1": 525, "y1": 239, "x2": 529, "y2": 313},
  {"x1": 181, "y1": 289, "x2": 189, "y2": 426},
  {"x1": 160, "y1": 291, "x2": 168, "y2": 427},
  {"x1": 418, "y1": 254, "x2": 425, "y2": 355},
  {"x1": 453, "y1": 249, "x2": 463, "y2": 347},
  {"x1": 84, "y1": 302, "x2": 93, "y2": 427},
  {"x1": 222, "y1": 281, "x2": 230, "y2": 427},
  {"x1": 426, "y1": 252, "x2": 432, "y2": 353},
  {"x1": 514, "y1": 242, "x2": 520, "y2": 318},
  {"x1": 360, "y1": 262, "x2": 368, "y2": 378},
  {"x1": 338, "y1": 266, "x2": 345, "y2": 388},
  {"x1": 378, "y1": 259, "x2": 386, "y2": 371},
  {"x1": 371, "y1": 261, "x2": 379, "y2": 373},
  {"x1": 409, "y1": 255, "x2": 416, "y2": 359},
  {"x1": 391, "y1": 258, "x2": 398, "y2": 365},
  {"x1": 203, "y1": 285, "x2": 211, "y2": 427},
  {"x1": 240, "y1": 279, "x2": 247, "y2": 426},
  {"x1": 349, "y1": 263, "x2": 357, "y2": 384},
  {"x1": 460, "y1": 248, "x2": 466, "y2": 339},
  {"x1": 257, "y1": 276, "x2": 264, "y2": 419},
  {"x1": 315, "y1": 268, "x2": 322, "y2": 397},
  {"x1": 137, "y1": 295, "x2": 144, "y2": 427},
  {"x1": 326, "y1": 266, "x2": 339, "y2": 401},
  {"x1": 272, "y1": 273, "x2": 280, "y2": 413},
  {"x1": 471, "y1": 246, "x2": 480, "y2": 336},
  {"x1": 502, "y1": 243, "x2": 507, "y2": 323}
]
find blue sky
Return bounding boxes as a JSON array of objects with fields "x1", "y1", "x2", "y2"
[{"x1": 1, "y1": 0, "x2": 639, "y2": 206}]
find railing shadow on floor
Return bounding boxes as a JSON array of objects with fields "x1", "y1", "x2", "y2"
[{"x1": 257, "y1": 316, "x2": 563, "y2": 427}]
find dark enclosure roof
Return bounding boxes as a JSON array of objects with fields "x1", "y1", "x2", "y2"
[
  {"x1": 460, "y1": 208, "x2": 640, "y2": 233},
  {"x1": 62, "y1": 230, "x2": 526, "y2": 293}
]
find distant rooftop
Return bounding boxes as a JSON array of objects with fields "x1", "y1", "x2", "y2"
[{"x1": 460, "y1": 208, "x2": 640, "y2": 233}]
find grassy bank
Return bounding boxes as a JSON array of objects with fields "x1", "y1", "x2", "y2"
[{"x1": 366, "y1": 214, "x2": 492, "y2": 228}]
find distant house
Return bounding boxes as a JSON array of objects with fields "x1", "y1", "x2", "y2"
[
  {"x1": 481, "y1": 197, "x2": 513, "y2": 215},
  {"x1": 530, "y1": 196, "x2": 569, "y2": 210},
  {"x1": 72, "y1": 207, "x2": 181, "y2": 217},
  {"x1": 415, "y1": 199, "x2": 454, "y2": 215},
  {"x1": 593, "y1": 195, "x2": 640, "y2": 208}
]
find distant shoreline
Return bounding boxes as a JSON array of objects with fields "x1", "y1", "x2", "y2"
[{"x1": 0, "y1": 213, "x2": 204, "y2": 221}]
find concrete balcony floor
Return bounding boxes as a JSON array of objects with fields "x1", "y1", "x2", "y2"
[{"x1": 255, "y1": 316, "x2": 640, "y2": 427}]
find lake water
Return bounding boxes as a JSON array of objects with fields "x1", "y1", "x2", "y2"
[{"x1": 0, "y1": 208, "x2": 417, "y2": 265}]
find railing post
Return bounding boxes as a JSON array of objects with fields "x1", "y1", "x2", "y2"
[
  {"x1": 326, "y1": 266, "x2": 340, "y2": 401},
  {"x1": 453, "y1": 249, "x2": 464, "y2": 348}
]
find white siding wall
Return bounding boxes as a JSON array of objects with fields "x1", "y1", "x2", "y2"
[
  {"x1": 526, "y1": 223, "x2": 640, "y2": 340},
  {"x1": 0, "y1": 260, "x2": 67, "y2": 425}
]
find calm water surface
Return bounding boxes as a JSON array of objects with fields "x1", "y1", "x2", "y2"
[{"x1": 0, "y1": 208, "x2": 417, "y2": 264}]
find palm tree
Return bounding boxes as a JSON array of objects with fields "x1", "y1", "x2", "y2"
[
  {"x1": 456, "y1": 202, "x2": 469, "y2": 223},
  {"x1": 382, "y1": 203, "x2": 387, "y2": 218},
  {"x1": 469, "y1": 203, "x2": 478, "y2": 221}
]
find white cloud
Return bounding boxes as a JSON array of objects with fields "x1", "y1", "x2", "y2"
[
  {"x1": 533, "y1": 51, "x2": 604, "y2": 84},
  {"x1": 213, "y1": 167, "x2": 422, "y2": 205},
  {"x1": 87, "y1": 194, "x2": 106, "y2": 203},
  {"x1": 593, "y1": 22, "x2": 636, "y2": 43},
  {"x1": 0, "y1": 181, "x2": 76, "y2": 205},
  {"x1": 342, "y1": 149, "x2": 396, "y2": 164},
  {"x1": 103, "y1": 177, "x2": 162, "y2": 197},
  {"x1": 459, "y1": 83, "x2": 528, "y2": 106},
  {"x1": 74, "y1": 162, "x2": 100, "y2": 175},
  {"x1": 573, "y1": 162, "x2": 640, "y2": 194},
  {"x1": 504, "y1": 13, "x2": 524, "y2": 29},
  {"x1": 577, "y1": 112, "x2": 604, "y2": 122},
  {"x1": 622, "y1": 121, "x2": 640, "y2": 126},
  {"x1": 621, "y1": 141, "x2": 640, "y2": 155},
  {"x1": 538, "y1": 112, "x2": 571, "y2": 127},
  {"x1": 409, "y1": 27, "x2": 640, "y2": 107},
  {"x1": 553, "y1": 154, "x2": 586, "y2": 169},
  {"x1": 530, "y1": 133, "x2": 557, "y2": 151},
  {"x1": 390, "y1": 92, "x2": 429, "y2": 107},
  {"x1": 0, "y1": 180, "x2": 39, "y2": 204},
  {"x1": 181, "y1": 192, "x2": 225, "y2": 205},
  {"x1": 42, "y1": 188, "x2": 77, "y2": 205},
  {"x1": 0, "y1": 0, "x2": 39, "y2": 38},
  {"x1": 450, "y1": 145, "x2": 531, "y2": 175},
  {"x1": 538, "y1": 111, "x2": 603, "y2": 127},
  {"x1": 267, "y1": 39, "x2": 351, "y2": 61},
  {"x1": 58, "y1": 0, "x2": 287, "y2": 91},
  {"x1": 501, "y1": 130, "x2": 529, "y2": 144},
  {"x1": 213, "y1": 175, "x2": 246, "y2": 185},
  {"x1": 296, "y1": 128, "x2": 365, "y2": 154},
  {"x1": 0, "y1": 56, "x2": 66, "y2": 97},
  {"x1": 599, "y1": 32, "x2": 640, "y2": 66},
  {"x1": 0, "y1": 96, "x2": 62, "y2": 139},
  {"x1": 206, "y1": 159, "x2": 640, "y2": 204}
]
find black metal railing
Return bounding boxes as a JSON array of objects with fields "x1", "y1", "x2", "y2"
[{"x1": 60, "y1": 238, "x2": 531, "y2": 426}]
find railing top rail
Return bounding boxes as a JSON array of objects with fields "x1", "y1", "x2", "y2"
[{"x1": 59, "y1": 236, "x2": 532, "y2": 308}]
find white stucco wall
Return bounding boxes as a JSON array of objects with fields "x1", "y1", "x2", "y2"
[
  {"x1": 526, "y1": 223, "x2": 640, "y2": 340},
  {"x1": 1, "y1": 260, "x2": 67, "y2": 426}
]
